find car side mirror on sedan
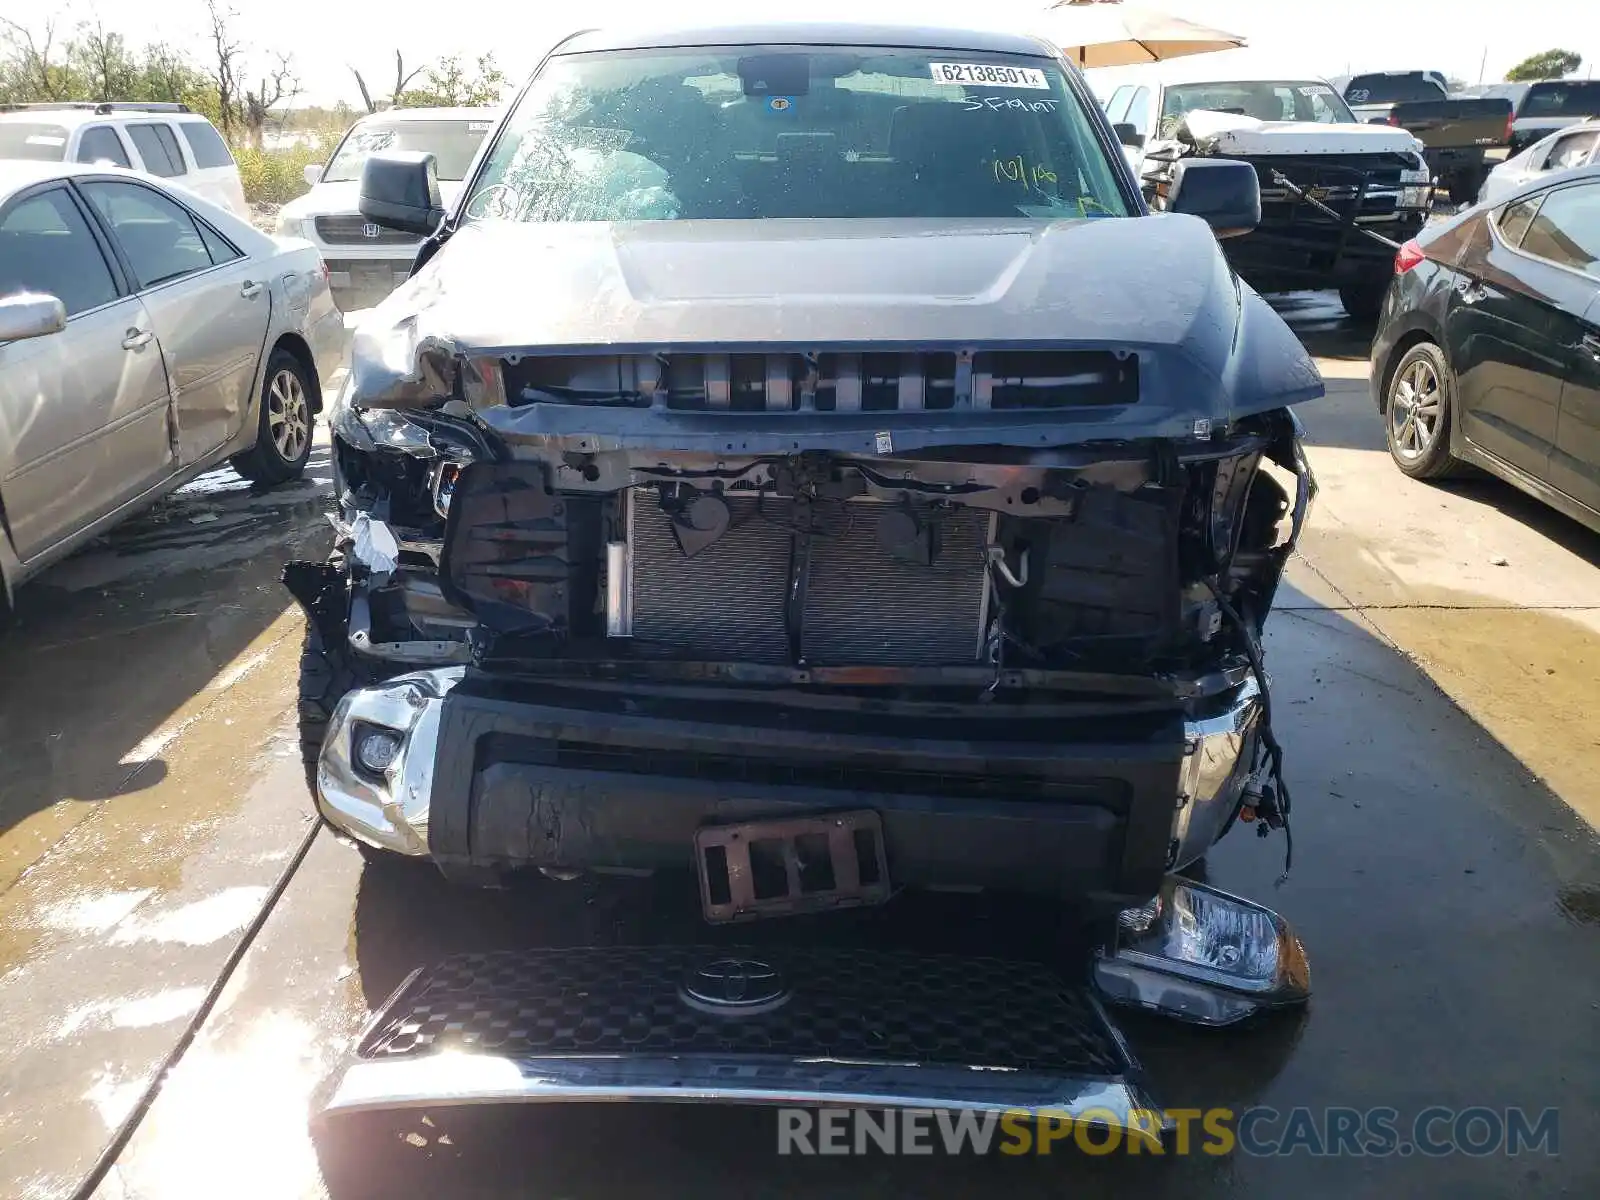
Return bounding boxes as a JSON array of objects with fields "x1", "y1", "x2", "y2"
[
  {"x1": 359, "y1": 151, "x2": 446, "y2": 237},
  {"x1": 0, "y1": 292, "x2": 67, "y2": 343},
  {"x1": 1164, "y1": 158, "x2": 1261, "y2": 239},
  {"x1": 1113, "y1": 122, "x2": 1146, "y2": 149},
  {"x1": 303, "y1": 163, "x2": 324, "y2": 188}
]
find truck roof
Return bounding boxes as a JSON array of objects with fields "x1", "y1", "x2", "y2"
[
  {"x1": 1146, "y1": 61, "x2": 1336, "y2": 89},
  {"x1": 553, "y1": 21, "x2": 1058, "y2": 58}
]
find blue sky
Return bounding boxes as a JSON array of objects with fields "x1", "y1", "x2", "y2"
[{"x1": 2, "y1": 0, "x2": 1595, "y2": 106}]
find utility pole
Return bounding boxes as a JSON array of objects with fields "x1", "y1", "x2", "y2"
[{"x1": 1478, "y1": 47, "x2": 1487, "y2": 84}]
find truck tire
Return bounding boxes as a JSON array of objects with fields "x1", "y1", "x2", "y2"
[
  {"x1": 1447, "y1": 168, "x2": 1484, "y2": 206},
  {"x1": 1338, "y1": 275, "x2": 1390, "y2": 322},
  {"x1": 297, "y1": 616, "x2": 370, "y2": 785}
]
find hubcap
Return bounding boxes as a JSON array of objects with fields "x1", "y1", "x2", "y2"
[
  {"x1": 1389, "y1": 357, "x2": 1442, "y2": 460},
  {"x1": 267, "y1": 369, "x2": 310, "y2": 462}
]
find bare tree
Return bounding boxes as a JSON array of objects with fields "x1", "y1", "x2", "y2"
[
  {"x1": 202, "y1": 2, "x2": 300, "y2": 146},
  {"x1": 243, "y1": 52, "x2": 300, "y2": 146},
  {"x1": 0, "y1": 17, "x2": 65, "y2": 100},
  {"x1": 349, "y1": 50, "x2": 425, "y2": 113},
  {"x1": 203, "y1": 0, "x2": 242, "y2": 137}
]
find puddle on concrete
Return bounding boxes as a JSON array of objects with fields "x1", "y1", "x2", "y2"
[
  {"x1": 1556, "y1": 885, "x2": 1600, "y2": 926},
  {"x1": 110, "y1": 887, "x2": 271, "y2": 947},
  {"x1": 57, "y1": 986, "x2": 207, "y2": 1037}
]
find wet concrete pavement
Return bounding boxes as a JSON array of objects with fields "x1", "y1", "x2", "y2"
[{"x1": 1, "y1": 299, "x2": 1598, "y2": 1199}]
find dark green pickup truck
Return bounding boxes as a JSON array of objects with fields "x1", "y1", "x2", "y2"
[{"x1": 1336, "y1": 71, "x2": 1513, "y2": 202}]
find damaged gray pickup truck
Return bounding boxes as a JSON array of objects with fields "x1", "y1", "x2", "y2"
[{"x1": 290, "y1": 22, "x2": 1322, "y2": 1132}]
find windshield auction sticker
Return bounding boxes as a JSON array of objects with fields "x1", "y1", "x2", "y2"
[{"x1": 930, "y1": 63, "x2": 1049, "y2": 89}]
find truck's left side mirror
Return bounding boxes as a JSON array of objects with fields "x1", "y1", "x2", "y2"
[
  {"x1": 1113, "y1": 122, "x2": 1145, "y2": 149},
  {"x1": 359, "y1": 151, "x2": 445, "y2": 237},
  {"x1": 1165, "y1": 158, "x2": 1261, "y2": 239}
]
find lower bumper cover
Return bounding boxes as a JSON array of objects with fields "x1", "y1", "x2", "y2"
[
  {"x1": 316, "y1": 671, "x2": 1262, "y2": 904},
  {"x1": 319, "y1": 945, "x2": 1163, "y2": 1137}
]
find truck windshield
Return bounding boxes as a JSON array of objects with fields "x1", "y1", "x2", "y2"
[
  {"x1": 464, "y1": 47, "x2": 1130, "y2": 222},
  {"x1": 1522, "y1": 82, "x2": 1600, "y2": 119},
  {"x1": 1344, "y1": 75, "x2": 1446, "y2": 104},
  {"x1": 0, "y1": 122, "x2": 69, "y2": 162},
  {"x1": 1158, "y1": 81, "x2": 1355, "y2": 136},
  {"x1": 323, "y1": 118, "x2": 493, "y2": 182}
]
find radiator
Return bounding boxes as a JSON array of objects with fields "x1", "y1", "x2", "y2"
[{"x1": 625, "y1": 489, "x2": 989, "y2": 666}]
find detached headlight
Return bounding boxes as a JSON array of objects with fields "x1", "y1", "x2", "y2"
[{"x1": 1094, "y1": 876, "x2": 1311, "y2": 1026}]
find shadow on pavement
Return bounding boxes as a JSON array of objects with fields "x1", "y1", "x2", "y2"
[
  {"x1": 0, "y1": 451, "x2": 333, "y2": 847},
  {"x1": 1264, "y1": 291, "x2": 1375, "y2": 365}
]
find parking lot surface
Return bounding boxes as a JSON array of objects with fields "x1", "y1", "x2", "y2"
[{"x1": 1, "y1": 300, "x2": 1597, "y2": 1200}]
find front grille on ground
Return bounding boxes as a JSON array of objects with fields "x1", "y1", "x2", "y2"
[
  {"x1": 627, "y1": 491, "x2": 988, "y2": 666},
  {"x1": 358, "y1": 946, "x2": 1128, "y2": 1075},
  {"x1": 315, "y1": 215, "x2": 421, "y2": 246}
]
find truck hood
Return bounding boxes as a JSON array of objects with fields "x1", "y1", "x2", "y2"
[
  {"x1": 346, "y1": 215, "x2": 1323, "y2": 452},
  {"x1": 1173, "y1": 109, "x2": 1425, "y2": 157}
]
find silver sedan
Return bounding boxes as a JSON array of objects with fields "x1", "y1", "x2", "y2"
[{"x1": 0, "y1": 160, "x2": 343, "y2": 606}]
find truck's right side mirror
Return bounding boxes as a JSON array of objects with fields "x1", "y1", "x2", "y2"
[
  {"x1": 1113, "y1": 122, "x2": 1146, "y2": 149},
  {"x1": 359, "y1": 151, "x2": 445, "y2": 237},
  {"x1": 1165, "y1": 158, "x2": 1261, "y2": 239}
]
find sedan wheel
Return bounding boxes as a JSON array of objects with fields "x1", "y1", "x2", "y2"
[
  {"x1": 231, "y1": 347, "x2": 316, "y2": 485},
  {"x1": 267, "y1": 368, "x2": 312, "y2": 463},
  {"x1": 1384, "y1": 341, "x2": 1462, "y2": 480}
]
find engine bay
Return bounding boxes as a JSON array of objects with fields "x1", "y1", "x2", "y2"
[{"x1": 328, "y1": 407, "x2": 1310, "y2": 696}]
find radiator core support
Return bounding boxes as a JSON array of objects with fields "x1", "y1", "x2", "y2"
[{"x1": 621, "y1": 487, "x2": 990, "y2": 667}]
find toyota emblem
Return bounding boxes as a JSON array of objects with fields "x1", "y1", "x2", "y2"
[
  {"x1": 361, "y1": 222, "x2": 382, "y2": 239},
  {"x1": 680, "y1": 956, "x2": 790, "y2": 1015}
]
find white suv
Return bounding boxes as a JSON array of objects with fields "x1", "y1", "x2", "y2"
[
  {"x1": 0, "y1": 102, "x2": 249, "y2": 220},
  {"x1": 273, "y1": 107, "x2": 497, "y2": 313}
]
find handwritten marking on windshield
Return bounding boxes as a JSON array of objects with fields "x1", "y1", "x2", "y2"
[
  {"x1": 966, "y1": 96, "x2": 1059, "y2": 114},
  {"x1": 994, "y1": 155, "x2": 1057, "y2": 188}
]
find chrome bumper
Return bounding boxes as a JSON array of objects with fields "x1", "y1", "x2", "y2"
[
  {"x1": 317, "y1": 669, "x2": 1264, "y2": 868},
  {"x1": 315, "y1": 667, "x2": 463, "y2": 856}
]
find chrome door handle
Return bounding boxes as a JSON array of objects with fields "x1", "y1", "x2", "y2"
[
  {"x1": 240, "y1": 280, "x2": 263, "y2": 299},
  {"x1": 121, "y1": 328, "x2": 153, "y2": 349},
  {"x1": 1582, "y1": 333, "x2": 1600, "y2": 360}
]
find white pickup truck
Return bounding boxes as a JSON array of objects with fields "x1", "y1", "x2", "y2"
[{"x1": 1103, "y1": 68, "x2": 1433, "y2": 318}]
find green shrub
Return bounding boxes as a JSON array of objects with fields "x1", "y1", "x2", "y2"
[{"x1": 233, "y1": 134, "x2": 343, "y2": 205}]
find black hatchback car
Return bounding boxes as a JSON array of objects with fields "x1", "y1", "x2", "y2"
[{"x1": 1371, "y1": 163, "x2": 1600, "y2": 533}]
